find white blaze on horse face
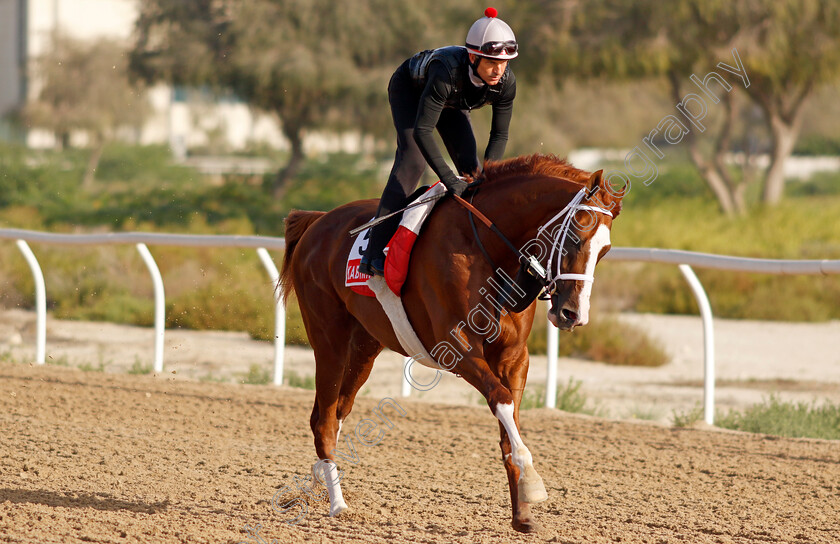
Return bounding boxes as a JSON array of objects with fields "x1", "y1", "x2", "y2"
[{"x1": 576, "y1": 224, "x2": 611, "y2": 327}]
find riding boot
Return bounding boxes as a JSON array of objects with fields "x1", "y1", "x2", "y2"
[{"x1": 359, "y1": 213, "x2": 399, "y2": 276}]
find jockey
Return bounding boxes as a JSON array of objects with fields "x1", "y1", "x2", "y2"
[{"x1": 359, "y1": 7, "x2": 518, "y2": 277}]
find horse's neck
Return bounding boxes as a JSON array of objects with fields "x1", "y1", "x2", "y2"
[{"x1": 482, "y1": 175, "x2": 585, "y2": 244}]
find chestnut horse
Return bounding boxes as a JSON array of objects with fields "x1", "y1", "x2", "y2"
[{"x1": 279, "y1": 154, "x2": 623, "y2": 532}]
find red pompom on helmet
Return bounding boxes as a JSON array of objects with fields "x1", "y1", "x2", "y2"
[{"x1": 466, "y1": 7, "x2": 518, "y2": 59}]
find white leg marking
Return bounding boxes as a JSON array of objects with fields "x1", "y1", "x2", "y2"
[
  {"x1": 495, "y1": 402, "x2": 548, "y2": 503},
  {"x1": 495, "y1": 403, "x2": 532, "y2": 472},
  {"x1": 315, "y1": 460, "x2": 348, "y2": 517},
  {"x1": 577, "y1": 224, "x2": 611, "y2": 326},
  {"x1": 336, "y1": 419, "x2": 343, "y2": 443}
]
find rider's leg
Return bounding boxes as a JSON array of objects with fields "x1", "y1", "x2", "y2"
[
  {"x1": 361, "y1": 69, "x2": 425, "y2": 276},
  {"x1": 437, "y1": 108, "x2": 480, "y2": 177}
]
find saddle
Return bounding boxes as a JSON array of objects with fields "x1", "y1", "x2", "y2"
[{"x1": 345, "y1": 183, "x2": 445, "y2": 297}]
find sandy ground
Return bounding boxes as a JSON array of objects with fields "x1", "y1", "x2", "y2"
[
  {"x1": 2, "y1": 308, "x2": 840, "y2": 424},
  {"x1": 2, "y1": 358, "x2": 840, "y2": 544},
  {"x1": 1, "y1": 310, "x2": 840, "y2": 543}
]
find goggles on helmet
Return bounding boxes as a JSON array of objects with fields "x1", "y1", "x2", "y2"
[
  {"x1": 476, "y1": 40, "x2": 518, "y2": 57},
  {"x1": 467, "y1": 40, "x2": 518, "y2": 58}
]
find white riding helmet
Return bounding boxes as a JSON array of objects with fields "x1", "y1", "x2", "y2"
[{"x1": 465, "y1": 7, "x2": 519, "y2": 60}]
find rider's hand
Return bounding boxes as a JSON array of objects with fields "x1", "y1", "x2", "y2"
[{"x1": 444, "y1": 176, "x2": 468, "y2": 197}]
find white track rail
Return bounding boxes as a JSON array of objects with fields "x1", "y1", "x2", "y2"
[
  {"x1": 1, "y1": 228, "x2": 286, "y2": 383},
  {"x1": 3, "y1": 228, "x2": 839, "y2": 424},
  {"x1": 542, "y1": 249, "x2": 839, "y2": 422}
]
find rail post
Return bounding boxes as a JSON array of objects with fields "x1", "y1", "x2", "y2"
[
  {"x1": 257, "y1": 248, "x2": 285, "y2": 386},
  {"x1": 136, "y1": 243, "x2": 165, "y2": 373},
  {"x1": 545, "y1": 307, "x2": 559, "y2": 408},
  {"x1": 15, "y1": 240, "x2": 46, "y2": 364},
  {"x1": 678, "y1": 264, "x2": 716, "y2": 425}
]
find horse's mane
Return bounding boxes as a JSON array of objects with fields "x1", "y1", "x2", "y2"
[{"x1": 482, "y1": 154, "x2": 590, "y2": 186}]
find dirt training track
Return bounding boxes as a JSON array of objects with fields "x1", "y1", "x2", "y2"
[{"x1": 1, "y1": 362, "x2": 839, "y2": 544}]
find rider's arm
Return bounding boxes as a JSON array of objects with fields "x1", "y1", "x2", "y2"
[
  {"x1": 485, "y1": 71, "x2": 516, "y2": 162},
  {"x1": 413, "y1": 62, "x2": 461, "y2": 189}
]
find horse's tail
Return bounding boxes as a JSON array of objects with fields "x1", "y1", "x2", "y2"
[{"x1": 278, "y1": 210, "x2": 327, "y2": 303}]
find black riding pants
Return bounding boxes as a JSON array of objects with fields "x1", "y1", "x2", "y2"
[{"x1": 364, "y1": 63, "x2": 479, "y2": 261}]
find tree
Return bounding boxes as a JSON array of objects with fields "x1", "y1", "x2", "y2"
[
  {"x1": 132, "y1": 0, "x2": 446, "y2": 199},
  {"x1": 24, "y1": 35, "x2": 149, "y2": 189},
  {"x1": 521, "y1": 0, "x2": 840, "y2": 213}
]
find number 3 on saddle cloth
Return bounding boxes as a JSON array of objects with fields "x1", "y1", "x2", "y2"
[{"x1": 346, "y1": 182, "x2": 447, "y2": 298}]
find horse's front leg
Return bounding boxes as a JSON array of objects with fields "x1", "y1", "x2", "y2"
[
  {"x1": 498, "y1": 393, "x2": 541, "y2": 532},
  {"x1": 494, "y1": 394, "x2": 548, "y2": 504},
  {"x1": 458, "y1": 353, "x2": 548, "y2": 532}
]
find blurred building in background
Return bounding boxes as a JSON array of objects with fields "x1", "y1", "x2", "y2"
[{"x1": 0, "y1": 0, "x2": 370, "y2": 157}]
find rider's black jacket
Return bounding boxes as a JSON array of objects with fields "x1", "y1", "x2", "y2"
[{"x1": 404, "y1": 46, "x2": 516, "y2": 187}]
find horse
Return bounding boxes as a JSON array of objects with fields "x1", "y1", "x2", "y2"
[{"x1": 278, "y1": 154, "x2": 624, "y2": 533}]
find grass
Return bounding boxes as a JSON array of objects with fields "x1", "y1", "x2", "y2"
[
  {"x1": 672, "y1": 396, "x2": 840, "y2": 440},
  {"x1": 519, "y1": 377, "x2": 604, "y2": 416},
  {"x1": 528, "y1": 311, "x2": 669, "y2": 365},
  {"x1": 621, "y1": 404, "x2": 663, "y2": 421},
  {"x1": 0, "y1": 350, "x2": 20, "y2": 363},
  {"x1": 127, "y1": 358, "x2": 153, "y2": 375},
  {"x1": 672, "y1": 404, "x2": 705, "y2": 428},
  {"x1": 199, "y1": 373, "x2": 228, "y2": 383},
  {"x1": 240, "y1": 363, "x2": 272, "y2": 385},
  {"x1": 79, "y1": 362, "x2": 105, "y2": 372},
  {"x1": 716, "y1": 395, "x2": 840, "y2": 440},
  {"x1": 285, "y1": 370, "x2": 316, "y2": 390},
  {"x1": 46, "y1": 354, "x2": 69, "y2": 367}
]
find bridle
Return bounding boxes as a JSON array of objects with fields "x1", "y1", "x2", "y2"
[
  {"x1": 534, "y1": 188, "x2": 613, "y2": 296},
  {"x1": 456, "y1": 185, "x2": 613, "y2": 298}
]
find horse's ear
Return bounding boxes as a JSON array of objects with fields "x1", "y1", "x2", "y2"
[{"x1": 587, "y1": 170, "x2": 603, "y2": 190}]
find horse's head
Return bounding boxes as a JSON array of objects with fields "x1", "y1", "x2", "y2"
[{"x1": 543, "y1": 169, "x2": 624, "y2": 331}]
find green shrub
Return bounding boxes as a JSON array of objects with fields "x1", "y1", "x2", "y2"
[
  {"x1": 519, "y1": 377, "x2": 604, "y2": 416},
  {"x1": 672, "y1": 404, "x2": 705, "y2": 428},
  {"x1": 716, "y1": 395, "x2": 840, "y2": 440},
  {"x1": 285, "y1": 370, "x2": 316, "y2": 389},
  {"x1": 786, "y1": 171, "x2": 840, "y2": 198},
  {"x1": 793, "y1": 135, "x2": 840, "y2": 156},
  {"x1": 240, "y1": 363, "x2": 271, "y2": 385},
  {"x1": 93, "y1": 143, "x2": 197, "y2": 187},
  {"x1": 623, "y1": 160, "x2": 715, "y2": 207},
  {"x1": 528, "y1": 311, "x2": 669, "y2": 367},
  {"x1": 46, "y1": 354, "x2": 69, "y2": 366},
  {"x1": 128, "y1": 358, "x2": 153, "y2": 375}
]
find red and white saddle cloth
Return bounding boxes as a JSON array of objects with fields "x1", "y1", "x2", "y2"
[{"x1": 346, "y1": 182, "x2": 446, "y2": 297}]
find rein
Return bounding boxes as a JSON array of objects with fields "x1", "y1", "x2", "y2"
[{"x1": 452, "y1": 186, "x2": 613, "y2": 295}]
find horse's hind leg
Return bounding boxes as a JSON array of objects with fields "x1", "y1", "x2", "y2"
[{"x1": 306, "y1": 311, "x2": 381, "y2": 517}]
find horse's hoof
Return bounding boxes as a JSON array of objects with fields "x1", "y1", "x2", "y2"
[
  {"x1": 518, "y1": 466, "x2": 548, "y2": 503},
  {"x1": 329, "y1": 501, "x2": 348, "y2": 517},
  {"x1": 512, "y1": 517, "x2": 542, "y2": 533}
]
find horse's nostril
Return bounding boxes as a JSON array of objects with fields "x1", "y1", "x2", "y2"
[{"x1": 561, "y1": 309, "x2": 578, "y2": 322}]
